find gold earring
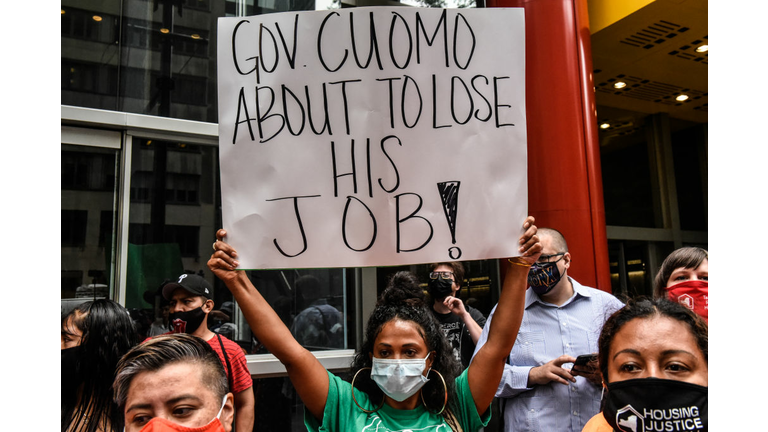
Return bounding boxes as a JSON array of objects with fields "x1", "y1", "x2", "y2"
[
  {"x1": 421, "y1": 369, "x2": 448, "y2": 415},
  {"x1": 351, "y1": 367, "x2": 385, "y2": 414}
]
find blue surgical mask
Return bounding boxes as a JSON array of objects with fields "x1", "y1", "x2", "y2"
[{"x1": 371, "y1": 353, "x2": 431, "y2": 402}]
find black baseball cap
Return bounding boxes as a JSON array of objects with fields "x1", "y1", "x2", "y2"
[{"x1": 162, "y1": 274, "x2": 213, "y2": 300}]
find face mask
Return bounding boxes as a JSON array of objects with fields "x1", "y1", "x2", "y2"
[
  {"x1": 168, "y1": 307, "x2": 207, "y2": 334},
  {"x1": 428, "y1": 277, "x2": 454, "y2": 299},
  {"x1": 371, "y1": 353, "x2": 431, "y2": 402},
  {"x1": 667, "y1": 280, "x2": 708, "y2": 322},
  {"x1": 603, "y1": 378, "x2": 707, "y2": 432},
  {"x1": 61, "y1": 346, "x2": 82, "y2": 400},
  {"x1": 527, "y1": 262, "x2": 562, "y2": 296},
  {"x1": 136, "y1": 395, "x2": 228, "y2": 432}
]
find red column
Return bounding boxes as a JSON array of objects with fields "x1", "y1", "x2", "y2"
[{"x1": 490, "y1": 0, "x2": 611, "y2": 291}]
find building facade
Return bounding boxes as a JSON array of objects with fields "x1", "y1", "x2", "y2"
[{"x1": 61, "y1": 0, "x2": 707, "y2": 429}]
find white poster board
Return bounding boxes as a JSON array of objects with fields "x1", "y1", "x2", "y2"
[{"x1": 217, "y1": 7, "x2": 527, "y2": 269}]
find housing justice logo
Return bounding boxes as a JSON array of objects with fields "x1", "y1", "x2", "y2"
[
  {"x1": 604, "y1": 379, "x2": 707, "y2": 432},
  {"x1": 613, "y1": 404, "x2": 705, "y2": 432}
]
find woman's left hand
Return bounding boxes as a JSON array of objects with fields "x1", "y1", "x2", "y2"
[{"x1": 516, "y1": 216, "x2": 542, "y2": 265}]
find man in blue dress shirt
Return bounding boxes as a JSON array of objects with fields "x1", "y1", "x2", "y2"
[{"x1": 472, "y1": 227, "x2": 624, "y2": 431}]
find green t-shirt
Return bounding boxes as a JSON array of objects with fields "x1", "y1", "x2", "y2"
[{"x1": 304, "y1": 368, "x2": 491, "y2": 432}]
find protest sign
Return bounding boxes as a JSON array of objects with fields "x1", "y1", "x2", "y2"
[{"x1": 217, "y1": 7, "x2": 527, "y2": 269}]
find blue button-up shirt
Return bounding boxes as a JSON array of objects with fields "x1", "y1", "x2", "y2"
[{"x1": 472, "y1": 278, "x2": 623, "y2": 432}]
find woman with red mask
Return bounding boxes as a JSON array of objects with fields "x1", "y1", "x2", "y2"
[{"x1": 653, "y1": 247, "x2": 708, "y2": 322}]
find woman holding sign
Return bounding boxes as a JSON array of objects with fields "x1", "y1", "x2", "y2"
[{"x1": 208, "y1": 216, "x2": 541, "y2": 431}]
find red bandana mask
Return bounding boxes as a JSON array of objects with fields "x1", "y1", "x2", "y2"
[{"x1": 667, "y1": 280, "x2": 708, "y2": 322}]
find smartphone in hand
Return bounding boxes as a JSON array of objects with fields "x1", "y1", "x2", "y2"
[{"x1": 574, "y1": 354, "x2": 597, "y2": 367}]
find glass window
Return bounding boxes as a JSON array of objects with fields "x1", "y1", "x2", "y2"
[
  {"x1": 672, "y1": 123, "x2": 707, "y2": 231},
  {"x1": 124, "y1": 137, "x2": 357, "y2": 352},
  {"x1": 600, "y1": 127, "x2": 656, "y2": 228},
  {"x1": 236, "y1": 268, "x2": 354, "y2": 353},
  {"x1": 608, "y1": 240, "x2": 675, "y2": 300},
  {"x1": 124, "y1": 137, "x2": 219, "y2": 339},
  {"x1": 61, "y1": 144, "x2": 120, "y2": 301}
]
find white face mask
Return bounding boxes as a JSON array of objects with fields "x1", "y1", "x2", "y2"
[{"x1": 371, "y1": 353, "x2": 431, "y2": 402}]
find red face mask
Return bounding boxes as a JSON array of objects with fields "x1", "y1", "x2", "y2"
[
  {"x1": 137, "y1": 417, "x2": 226, "y2": 432},
  {"x1": 136, "y1": 396, "x2": 228, "y2": 432},
  {"x1": 667, "y1": 280, "x2": 708, "y2": 322}
]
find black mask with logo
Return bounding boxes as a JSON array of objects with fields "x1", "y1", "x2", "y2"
[
  {"x1": 527, "y1": 262, "x2": 562, "y2": 296},
  {"x1": 168, "y1": 306, "x2": 207, "y2": 334},
  {"x1": 603, "y1": 378, "x2": 707, "y2": 432},
  {"x1": 428, "y1": 277, "x2": 454, "y2": 299}
]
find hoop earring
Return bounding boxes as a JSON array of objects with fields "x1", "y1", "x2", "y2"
[
  {"x1": 421, "y1": 369, "x2": 448, "y2": 415},
  {"x1": 351, "y1": 367, "x2": 385, "y2": 414}
]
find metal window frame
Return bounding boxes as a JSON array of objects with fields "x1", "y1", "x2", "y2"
[{"x1": 61, "y1": 105, "x2": 371, "y2": 376}]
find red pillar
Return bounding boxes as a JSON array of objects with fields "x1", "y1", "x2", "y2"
[{"x1": 490, "y1": 0, "x2": 612, "y2": 291}]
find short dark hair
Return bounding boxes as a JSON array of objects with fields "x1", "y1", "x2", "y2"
[
  {"x1": 429, "y1": 261, "x2": 465, "y2": 287},
  {"x1": 653, "y1": 247, "x2": 708, "y2": 298},
  {"x1": 597, "y1": 297, "x2": 708, "y2": 384},
  {"x1": 113, "y1": 333, "x2": 228, "y2": 410},
  {"x1": 538, "y1": 228, "x2": 568, "y2": 253}
]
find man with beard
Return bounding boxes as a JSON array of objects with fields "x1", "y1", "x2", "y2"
[{"x1": 158, "y1": 273, "x2": 254, "y2": 432}]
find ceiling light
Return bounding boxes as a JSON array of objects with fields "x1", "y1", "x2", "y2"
[
  {"x1": 695, "y1": 45, "x2": 708, "y2": 53},
  {"x1": 61, "y1": 9, "x2": 66, "y2": 14},
  {"x1": 600, "y1": 123, "x2": 610, "y2": 129},
  {"x1": 676, "y1": 94, "x2": 689, "y2": 102},
  {"x1": 613, "y1": 81, "x2": 627, "y2": 89},
  {"x1": 92, "y1": 15, "x2": 102, "y2": 22},
  {"x1": 191, "y1": 34, "x2": 201, "y2": 40},
  {"x1": 161, "y1": 28, "x2": 170, "y2": 34}
]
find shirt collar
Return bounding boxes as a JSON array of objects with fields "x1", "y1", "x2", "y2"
[{"x1": 525, "y1": 277, "x2": 592, "y2": 309}]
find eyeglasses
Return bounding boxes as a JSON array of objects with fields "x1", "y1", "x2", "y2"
[
  {"x1": 429, "y1": 271, "x2": 455, "y2": 280},
  {"x1": 536, "y1": 253, "x2": 565, "y2": 264}
]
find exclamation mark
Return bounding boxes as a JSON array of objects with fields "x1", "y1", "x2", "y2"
[{"x1": 437, "y1": 181, "x2": 462, "y2": 259}]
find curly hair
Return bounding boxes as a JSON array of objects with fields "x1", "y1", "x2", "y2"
[
  {"x1": 597, "y1": 297, "x2": 708, "y2": 384},
  {"x1": 62, "y1": 299, "x2": 138, "y2": 432},
  {"x1": 653, "y1": 247, "x2": 708, "y2": 298},
  {"x1": 351, "y1": 271, "x2": 461, "y2": 421}
]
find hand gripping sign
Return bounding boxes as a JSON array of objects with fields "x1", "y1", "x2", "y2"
[{"x1": 217, "y1": 7, "x2": 527, "y2": 269}]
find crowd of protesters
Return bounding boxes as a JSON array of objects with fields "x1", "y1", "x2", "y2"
[{"x1": 62, "y1": 218, "x2": 707, "y2": 432}]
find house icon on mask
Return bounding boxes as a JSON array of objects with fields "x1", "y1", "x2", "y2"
[
  {"x1": 677, "y1": 293, "x2": 694, "y2": 310},
  {"x1": 616, "y1": 405, "x2": 644, "y2": 432}
]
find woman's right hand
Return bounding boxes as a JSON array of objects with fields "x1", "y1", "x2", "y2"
[{"x1": 208, "y1": 229, "x2": 243, "y2": 285}]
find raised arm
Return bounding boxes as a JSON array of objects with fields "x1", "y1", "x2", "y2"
[
  {"x1": 208, "y1": 229, "x2": 329, "y2": 421},
  {"x1": 467, "y1": 216, "x2": 541, "y2": 413}
]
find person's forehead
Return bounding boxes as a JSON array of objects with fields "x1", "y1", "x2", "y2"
[
  {"x1": 671, "y1": 259, "x2": 708, "y2": 275},
  {"x1": 170, "y1": 288, "x2": 201, "y2": 301},
  {"x1": 62, "y1": 316, "x2": 82, "y2": 336},
  {"x1": 610, "y1": 316, "x2": 702, "y2": 360},
  {"x1": 433, "y1": 264, "x2": 453, "y2": 274},
  {"x1": 126, "y1": 362, "x2": 214, "y2": 408},
  {"x1": 539, "y1": 234, "x2": 558, "y2": 254},
  {"x1": 375, "y1": 319, "x2": 428, "y2": 348}
]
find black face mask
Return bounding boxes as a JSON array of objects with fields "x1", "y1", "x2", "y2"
[
  {"x1": 168, "y1": 306, "x2": 207, "y2": 334},
  {"x1": 61, "y1": 346, "x2": 82, "y2": 402},
  {"x1": 603, "y1": 378, "x2": 707, "y2": 432},
  {"x1": 527, "y1": 262, "x2": 562, "y2": 296},
  {"x1": 428, "y1": 277, "x2": 454, "y2": 299}
]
